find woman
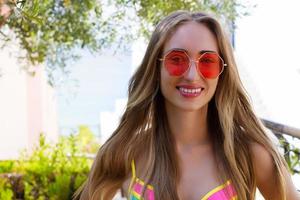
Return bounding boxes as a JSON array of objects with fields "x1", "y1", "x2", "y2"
[{"x1": 76, "y1": 11, "x2": 299, "y2": 200}]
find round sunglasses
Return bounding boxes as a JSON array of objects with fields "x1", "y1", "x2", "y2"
[{"x1": 159, "y1": 49, "x2": 227, "y2": 79}]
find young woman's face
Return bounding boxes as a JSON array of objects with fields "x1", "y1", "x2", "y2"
[{"x1": 160, "y1": 21, "x2": 220, "y2": 112}]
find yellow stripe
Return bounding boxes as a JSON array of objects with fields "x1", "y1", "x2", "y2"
[
  {"x1": 132, "y1": 190, "x2": 141, "y2": 198},
  {"x1": 135, "y1": 177, "x2": 154, "y2": 190},
  {"x1": 132, "y1": 160, "x2": 136, "y2": 178},
  {"x1": 128, "y1": 160, "x2": 136, "y2": 196},
  {"x1": 128, "y1": 159, "x2": 153, "y2": 199},
  {"x1": 201, "y1": 180, "x2": 231, "y2": 200}
]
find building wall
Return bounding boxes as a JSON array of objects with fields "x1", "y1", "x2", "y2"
[
  {"x1": 0, "y1": 50, "x2": 28, "y2": 159},
  {"x1": 0, "y1": 49, "x2": 58, "y2": 160}
]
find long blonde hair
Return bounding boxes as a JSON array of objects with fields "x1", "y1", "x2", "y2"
[{"x1": 75, "y1": 11, "x2": 288, "y2": 200}]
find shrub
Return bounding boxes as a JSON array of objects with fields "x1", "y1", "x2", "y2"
[
  {"x1": 0, "y1": 178, "x2": 13, "y2": 200},
  {"x1": 0, "y1": 160, "x2": 15, "y2": 174},
  {"x1": 0, "y1": 131, "x2": 97, "y2": 200},
  {"x1": 18, "y1": 134, "x2": 93, "y2": 200}
]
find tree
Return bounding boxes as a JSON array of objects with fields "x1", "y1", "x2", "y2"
[
  {"x1": 1, "y1": 0, "x2": 105, "y2": 81},
  {"x1": 114, "y1": 0, "x2": 251, "y2": 38},
  {"x1": 0, "y1": 0, "x2": 252, "y2": 82}
]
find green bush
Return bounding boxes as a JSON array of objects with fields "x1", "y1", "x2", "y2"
[
  {"x1": 19, "y1": 134, "x2": 93, "y2": 200},
  {"x1": 0, "y1": 129, "x2": 98, "y2": 200},
  {"x1": 0, "y1": 178, "x2": 13, "y2": 200},
  {"x1": 0, "y1": 160, "x2": 14, "y2": 174}
]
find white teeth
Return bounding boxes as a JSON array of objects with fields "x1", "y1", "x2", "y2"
[{"x1": 179, "y1": 87, "x2": 202, "y2": 94}]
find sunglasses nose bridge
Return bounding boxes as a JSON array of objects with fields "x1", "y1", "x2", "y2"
[
  {"x1": 190, "y1": 59, "x2": 199, "y2": 67},
  {"x1": 184, "y1": 58, "x2": 201, "y2": 80}
]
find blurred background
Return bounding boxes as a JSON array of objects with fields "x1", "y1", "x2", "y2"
[{"x1": 0, "y1": 0, "x2": 299, "y2": 199}]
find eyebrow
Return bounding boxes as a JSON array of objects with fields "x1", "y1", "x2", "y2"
[
  {"x1": 199, "y1": 50, "x2": 217, "y2": 54},
  {"x1": 164, "y1": 48, "x2": 218, "y2": 55}
]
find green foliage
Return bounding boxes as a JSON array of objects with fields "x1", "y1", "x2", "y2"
[
  {"x1": 17, "y1": 134, "x2": 92, "y2": 200},
  {"x1": 0, "y1": 130, "x2": 97, "y2": 200},
  {"x1": 59, "y1": 125, "x2": 100, "y2": 156},
  {"x1": 0, "y1": 178, "x2": 13, "y2": 200},
  {"x1": 111, "y1": 0, "x2": 254, "y2": 39},
  {"x1": 0, "y1": 160, "x2": 15, "y2": 173},
  {"x1": 278, "y1": 136, "x2": 300, "y2": 174},
  {"x1": 75, "y1": 125, "x2": 100, "y2": 153},
  {"x1": 1, "y1": 0, "x2": 106, "y2": 83}
]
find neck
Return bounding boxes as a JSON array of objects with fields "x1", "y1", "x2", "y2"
[{"x1": 165, "y1": 103, "x2": 211, "y2": 148}]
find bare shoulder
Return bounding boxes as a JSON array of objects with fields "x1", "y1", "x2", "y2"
[
  {"x1": 249, "y1": 142, "x2": 274, "y2": 178},
  {"x1": 249, "y1": 142, "x2": 300, "y2": 200},
  {"x1": 249, "y1": 142, "x2": 272, "y2": 164},
  {"x1": 249, "y1": 142, "x2": 277, "y2": 190}
]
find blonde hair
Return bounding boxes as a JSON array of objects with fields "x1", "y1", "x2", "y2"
[{"x1": 75, "y1": 11, "x2": 288, "y2": 200}]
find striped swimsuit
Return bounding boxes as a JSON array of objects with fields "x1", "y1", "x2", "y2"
[{"x1": 128, "y1": 161, "x2": 237, "y2": 200}]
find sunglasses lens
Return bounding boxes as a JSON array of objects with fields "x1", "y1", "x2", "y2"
[
  {"x1": 164, "y1": 50, "x2": 189, "y2": 76},
  {"x1": 198, "y1": 53, "x2": 223, "y2": 79}
]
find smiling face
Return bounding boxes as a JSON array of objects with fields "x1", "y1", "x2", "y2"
[{"x1": 160, "y1": 21, "x2": 220, "y2": 112}]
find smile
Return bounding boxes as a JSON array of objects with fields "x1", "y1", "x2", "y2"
[{"x1": 176, "y1": 86, "x2": 203, "y2": 98}]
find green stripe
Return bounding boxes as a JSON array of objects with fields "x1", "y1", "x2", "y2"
[{"x1": 130, "y1": 195, "x2": 140, "y2": 200}]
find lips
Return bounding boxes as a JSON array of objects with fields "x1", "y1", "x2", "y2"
[{"x1": 176, "y1": 85, "x2": 204, "y2": 98}]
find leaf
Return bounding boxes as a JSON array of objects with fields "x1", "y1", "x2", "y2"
[
  {"x1": 21, "y1": 10, "x2": 43, "y2": 25},
  {"x1": 31, "y1": 0, "x2": 40, "y2": 17}
]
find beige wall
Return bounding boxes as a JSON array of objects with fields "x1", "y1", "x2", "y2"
[{"x1": 0, "y1": 50, "x2": 58, "y2": 160}]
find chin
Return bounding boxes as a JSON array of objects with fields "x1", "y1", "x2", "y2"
[
  {"x1": 179, "y1": 105, "x2": 207, "y2": 112},
  {"x1": 167, "y1": 100, "x2": 208, "y2": 113}
]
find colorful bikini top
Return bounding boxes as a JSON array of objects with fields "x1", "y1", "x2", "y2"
[{"x1": 128, "y1": 160, "x2": 237, "y2": 200}]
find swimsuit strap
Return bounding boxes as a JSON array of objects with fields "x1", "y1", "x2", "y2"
[
  {"x1": 128, "y1": 160, "x2": 136, "y2": 196},
  {"x1": 131, "y1": 159, "x2": 136, "y2": 179}
]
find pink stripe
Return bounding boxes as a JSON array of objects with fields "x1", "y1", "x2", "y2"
[
  {"x1": 147, "y1": 190, "x2": 155, "y2": 200},
  {"x1": 133, "y1": 183, "x2": 155, "y2": 200},
  {"x1": 133, "y1": 183, "x2": 143, "y2": 194},
  {"x1": 207, "y1": 184, "x2": 236, "y2": 200}
]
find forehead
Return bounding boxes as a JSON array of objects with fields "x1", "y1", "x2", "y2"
[{"x1": 163, "y1": 21, "x2": 219, "y2": 55}]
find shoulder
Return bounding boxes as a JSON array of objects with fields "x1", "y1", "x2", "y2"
[
  {"x1": 249, "y1": 142, "x2": 274, "y2": 175},
  {"x1": 249, "y1": 142, "x2": 300, "y2": 199},
  {"x1": 249, "y1": 142, "x2": 280, "y2": 199},
  {"x1": 249, "y1": 142, "x2": 277, "y2": 188}
]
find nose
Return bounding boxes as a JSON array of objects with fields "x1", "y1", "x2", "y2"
[{"x1": 184, "y1": 60, "x2": 201, "y2": 81}]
